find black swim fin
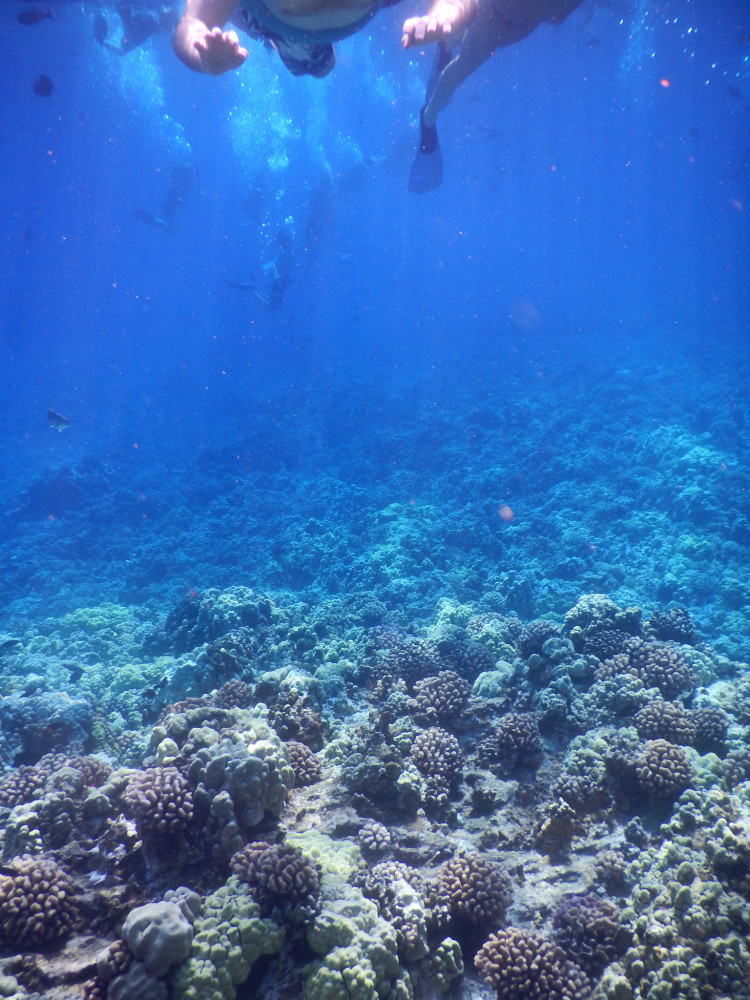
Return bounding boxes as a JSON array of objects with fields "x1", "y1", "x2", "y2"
[{"x1": 408, "y1": 109, "x2": 443, "y2": 193}]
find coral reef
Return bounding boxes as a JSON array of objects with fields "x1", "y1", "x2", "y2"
[
  {"x1": 0, "y1": 586, "x2": 748, "y2": 1000},
  {"x1": 123, "y1": 765, "x2": 195, "y2": 838},
  {"x1": 634, "y1": 701, "x2": 697, "y2": 745},
  {"x1": 286, "y1": 739, "x2": 322, "y2": 785},
  {"x1": 647, "y1": 607, "x2": 699, "y2": 645},
  {"x1": 411, "y1": 670, "x2": 472, "y2": 725},
  {"x1": 169, "y1": 877, "x2": 284, "y2": 1000},
  {"x1": 596, "y1": 639, "x2": 696, "y2": 699},
  {"x1": 305, "y1": 884, "x2": 410, "y2": 1000},
  {"x1": 635, "y1": 739, "x2": 693, "y2": 799},
  {"x1": 479, "y1": 713, "x2": 542, "y2": 767},
  {"x1": 552, "y1": 894, "x2": 629, "y2": 977},
  {"x1": 0, "y1": 855, "x2": 77, "y2": 947},
  {"x1": 475, "y1": 927, "x2": 591, "y2": 1000},
  {"x1": 690, "y1": 705, "x2": 728, "y2": 748},
  {"x1": 435, "y1": 852, "x2": 512, "y2": 930},
  {"x1": 358, "y1": 820, "x2": 391, "y2": 854},
  {"x1": 230, "y1": 840, "x2": 320, "y2": 924},
  {"x1": 410, "y1": 727, "x2": 462, "y2": 810},
  {"x1": 592, "y1": 849, "x2": 630, "y2": 890}
]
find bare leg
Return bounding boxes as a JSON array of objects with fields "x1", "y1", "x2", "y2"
[{"x1": 422, "y1": 2, "x2": 535, "y2": 128}]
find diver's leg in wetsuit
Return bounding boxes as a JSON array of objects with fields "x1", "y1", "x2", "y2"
[
  {"x1": 408, "y1": 42, "x2": 453, "y2": 193},
  {"x1": 409, "y1": 2, "x2": 534, "y2": 192}
]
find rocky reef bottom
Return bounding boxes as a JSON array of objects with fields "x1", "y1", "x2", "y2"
[{"x1": 0, "y1": 588, "x2": 748, "y2": 1000}]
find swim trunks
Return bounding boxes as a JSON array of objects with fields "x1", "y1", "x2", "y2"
[{"x1": 237, "y1": 0, "x2": 401, "y2": 77}]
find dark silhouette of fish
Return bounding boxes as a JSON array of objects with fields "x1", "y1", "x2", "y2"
[
  {"x1": 133, "y1": 208, "x2": 172, "y2": 231},
  {"x1": 65, "y1": 663, "x2": 84, "y2": 682},
  {"x1": 33, "y1": 74, "x2": 54, "y2": 97},
  {"x1": 17, "y1": 8, "x2": 52, "y2": 25},
  {"x1": 48, "y1": 406, "x2": 70, "y2": 431}
]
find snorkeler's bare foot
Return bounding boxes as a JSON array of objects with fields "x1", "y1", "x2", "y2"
[
  {"x1": 401, "y1": 0, "x2": 477, "y2": 48},
  {"x1": 193, "y1": 25, "x2": 248, "y2": 73}
]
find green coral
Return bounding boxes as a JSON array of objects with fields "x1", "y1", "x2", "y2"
[
  {"x1": 322, "y1": 726, "x2": 357, "y2": 765},
  {"x1": 0, "y1": 970, "x2": 24, "y2": 999},
  {"x1": 305, "y1": 885, "x2": 411, "y2": 1000},
  {"x1": 2, "y1": 802, "x2": 43, "y2": 860},
  {"x1": 286, "y1": 829, "x2": 363, "y2": 888},
  {"x1": 472, "y1": 661, "x2": 514, "y2": 699},
  {"x1": 429, "y1": 599, "x2": 475, "y2": 633},
  {"x1": 604, "y1": 787, "x2": 750, "y2": 1000},
  {"x1": 187, "y1": 728, "x2": 294, "y2": 861},
  {"x1": 466, "y1": 612, "x2": 519, "y2": 661},
  {"x1": 170, "y1": 877, "x2": 283, "y2": 1000},
  {"x1": 200, "y1": 586, "x2": 274, "y2": 635},
  {"x1": 561, "y1": 730, "x2": 617, "y2": 787},
  {"x1": 25, "y1": 603, "x2": 150, "y2": 663},
  {"x1": 411, "y1": 937, "x2": 463, "y2": 994},
  {"x1": 679, "y1": 645, "x2": 724, "y2": 687}
]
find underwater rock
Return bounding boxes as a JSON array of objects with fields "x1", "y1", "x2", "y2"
[{"x1": 121, "y1": 901, "x2": 194, "y2": 977}]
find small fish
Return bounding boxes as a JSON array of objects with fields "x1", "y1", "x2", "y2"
[
  {"x1": 133, "y1": 208, "x2": 172, "y2": 231},
  {"x1": 64, "y1": 662, "x2": 84, "y2": 682},
  {"x1": 33, "y1": 74, "x2": 54, "y2": 97},
  {"x1": 48, "y1": 406, "x2": 70, "y2": 431},
  {"x1": 17, "y1": 8, "x2": 52, "y2": 26}
]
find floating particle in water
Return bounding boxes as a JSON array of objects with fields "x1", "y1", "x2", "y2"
[
  {"x1": 33, "y1": 74, "x2": 54, "y2": 97},
  {"x1": 498, "y1": 504, "x2": 514, "y2": 522}
]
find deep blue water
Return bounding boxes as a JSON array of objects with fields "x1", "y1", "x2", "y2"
[
  {"x1": 1, "y1": 0, "x2": 749, "y2": 643},
  {"x1": 2, "y1": 5, "x2": 750, "y2": 999}
]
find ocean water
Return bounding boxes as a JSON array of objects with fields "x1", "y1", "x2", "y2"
[{"x1": 0, "y1": 2, "x2": 749, "y2": 999}]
